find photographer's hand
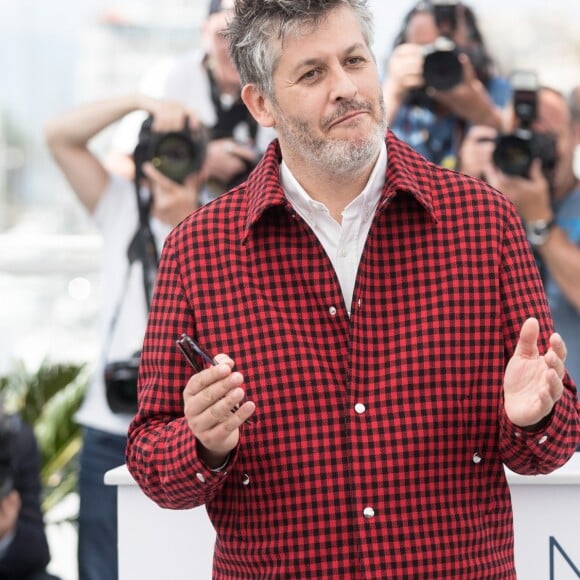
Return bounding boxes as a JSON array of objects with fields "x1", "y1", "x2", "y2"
[
  {"x1": 143, "y1": 162, "x2": 204, "y2": 226},
  {"x1": 382, "y1": 43, "x2": 425, "y2": 123},
  {"x1": 205, "y1": 138, "x2": 259, "y2": 187},
  {"x1": 183, "y1": 354, "x2": 255, "y2": 470},
  {"x1": 428, "y1": 54, "x2": 503, "y2": 129},
  {"x1": 44, "y1": 93, "x2": 203, "y2": 214},
  {"x1": 457, "y1": 125, "x2": 497, "y2": 179},
  {"x1": 0, "y1": 490, "x2": 20, "y2": 540},
  {"x1": 144, "y1": 97, "x2": 200, "y2": 134},
  {"x1": 486, "y1": 159, "x2": 553, "y2": 222}
]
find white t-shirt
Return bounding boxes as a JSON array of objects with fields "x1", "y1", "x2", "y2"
[{"x1": 74, "y1": 174, "x2": 172, "y2": 435}]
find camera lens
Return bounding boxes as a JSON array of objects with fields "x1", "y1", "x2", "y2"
[
  {"x1": 153, "y1": 133, "x2": 201, "y2": 183},
  {"x1": 423, "y1": 49, "x2": 463, "y2": 91},
  {"x1": 493, "y1": 135, "x2": 533, "y2": 178}
]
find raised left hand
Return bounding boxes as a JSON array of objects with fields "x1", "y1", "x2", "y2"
[{"x1": 504, "y1": 317, "x2": 567, "y2": 429}]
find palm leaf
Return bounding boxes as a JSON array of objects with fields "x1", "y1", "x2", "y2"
[{"x1": 0, "y1": 359, "x2": 88, "y2": 515}]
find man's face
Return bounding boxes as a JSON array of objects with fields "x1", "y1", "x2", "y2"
[
  {"x1": 533, "y1": 90, "x2": 575, "y2": 194},
  {"x1": 406, "y1": 11, "x2": 439, "y2": 46},
  {"x1": 204, "y1": 3, "x2": 240, "y2": 88},
  {"x1": 406, "y1": 8, "x2": 473, "y2": 51},
  {"x1": 264, "y1": 6, "x2": 386, "y2": 175}
]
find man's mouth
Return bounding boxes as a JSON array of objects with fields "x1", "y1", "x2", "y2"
[{"x1": 327, "y1": 109, "x2": 368, "y2": 129}]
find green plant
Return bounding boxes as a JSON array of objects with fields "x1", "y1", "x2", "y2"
[{"x1": 0, "y1": 359, "x2": 88, "y2": 513}]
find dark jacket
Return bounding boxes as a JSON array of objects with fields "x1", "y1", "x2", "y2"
[{"x1": 0, "y1": 419, "x2": 55, "y2": 579}]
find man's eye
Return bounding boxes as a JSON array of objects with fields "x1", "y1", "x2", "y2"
[
  {"x1": 300, "y1": 69, "x2": 321, "y2": 82},
  {"x1": 346, "y1": 56, "x2": 366, "y2": 66}
]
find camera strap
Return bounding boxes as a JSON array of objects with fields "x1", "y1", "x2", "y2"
[
  {"x1": 129, "y1": 171, "x2": 159, "y2": 311},
  {"x1": 103, "y1": 181, "x2": 159, "y2": 367}
]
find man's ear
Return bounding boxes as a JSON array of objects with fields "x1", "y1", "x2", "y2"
[{"x1": 241, "y1": 84, "x2": 276, "y2": 128}]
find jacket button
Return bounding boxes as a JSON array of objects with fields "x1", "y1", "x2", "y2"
[{"x1": 363, "y1": 507, "x2": 375, "y2": 519}]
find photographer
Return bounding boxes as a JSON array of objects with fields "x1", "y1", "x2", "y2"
[
  {"x1": 572, "y1": 85, "x2": 580, "y2": 169},
  {"x1": 382, "y1": 0, "x2": 510, "y2": 168},
  {"x1": 44, "y1": 94, "x2": 204, "y2": 580},
  {"x1": 109, "y1": 0, "x2": 275, "y2": 203},
  {"x1": 459, "y1": 86, "x2": 580, "y2": 390},
  {"x1": 0, "y1": 412, "x2": 59, "y2": 580}
]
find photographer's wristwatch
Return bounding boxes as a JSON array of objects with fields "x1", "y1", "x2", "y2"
[{"x1": 525, "y1": 218, "x2": 555, "y2": 249}]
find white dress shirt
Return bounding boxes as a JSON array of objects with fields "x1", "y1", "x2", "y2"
[{"x1": 281, "y1": 143, "x2": 387, "y2": 315}]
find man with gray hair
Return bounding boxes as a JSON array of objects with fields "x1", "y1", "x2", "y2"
[{"x1": 127, "y1": 1, "x2": 580, "y2": 577}]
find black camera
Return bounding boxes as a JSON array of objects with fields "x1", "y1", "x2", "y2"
[
  {"x1": 422, "y1": 36, "x2": 463, "y2": 92},
  {"x1": 0, "y1": 411, "x2": 20, "y2": 499},
  {"x1": 493, "y1": 71, "x2": 557, "y2": 179},
  {"x1": 134, "y1": 116, "x2": 207, "y2": 185},
  {"x1": 420, "y1": 1, "x2": 463, "y2": 92},
  {"x1": 104, "y1": 351, "x2": 141, "y2": 415}
]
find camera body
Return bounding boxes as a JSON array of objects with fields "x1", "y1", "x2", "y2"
[
  {"x1": 422, "y1": 1, "x2": 463, "y2": 92},
  {"x1": 493, "y1": 130, "x2": 557, "y2": 179},
  {"x1": 422, "y1": 36, "x2": 463, "y2": 92},
  {"x1": 492, "y1": 71, "x2": 557, "y2": 179},
  {"x1": 134, "y1": 116, "x2": 207, "y2": 185},
  {"x1": 104, "y1": 351, "x2": 141, "y2": 415},
  {"x1": 0, "y1": 412, "x2": 20, "y2": 499}
]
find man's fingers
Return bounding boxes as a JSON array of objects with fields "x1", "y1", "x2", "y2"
[
  {"x1": 549, "y1": 332, "x2": 567, "y2": 364},
  {"x1": 201, "y1": 387, "x2": 246, "y2": 429},
  {"x1": 184, "y1": 363, "x2": 236, "y2": 396},
  {"x1": 458, "y1": 53, "x2": 476, "y2": 82},
  {"x1": 196, "y1": 396, "x2": 254, "y2": 448},
  {"x1": 184, "y1": 367, "x2": 245, "y2": 423}
]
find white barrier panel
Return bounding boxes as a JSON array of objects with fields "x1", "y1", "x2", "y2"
[
  {"x1": 104, "y1": 466, "x2": 215, "y2": 580},
  {"x1": 106, "y1": 453, "x2": 580, "y2": 579},
  {"x1": 506, "y1": 454, "x2": 580, "y2": 579}
]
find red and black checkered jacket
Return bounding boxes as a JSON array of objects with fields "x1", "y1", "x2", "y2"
[{"x1": 127, "y1": 131, "x2": 580, "y2": 579}]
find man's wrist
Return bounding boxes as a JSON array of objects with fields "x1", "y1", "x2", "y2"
[
  {"x1": 519, "y1": 411, "x2": 553, "y2": 433},
  {"x1": 209, "y1": 453, "x2": 231, "y2": 473},
  {"x1": 198, "y1": 443, "x2": 232, "y2": 471}
]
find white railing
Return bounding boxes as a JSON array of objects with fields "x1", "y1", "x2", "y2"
[{"x1": 107, "y1": 454, "x2": 580, "y2": 579}]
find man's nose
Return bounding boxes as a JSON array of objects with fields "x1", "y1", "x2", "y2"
[{"x1": 329, "y1": 66, "x2": 358, "y2": 101}]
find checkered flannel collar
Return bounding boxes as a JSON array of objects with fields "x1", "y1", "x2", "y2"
[{"x1": 243, "y1": 131, "x2": 438, "y2": 239}]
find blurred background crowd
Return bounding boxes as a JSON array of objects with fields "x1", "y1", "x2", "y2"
[
  {"x1": 0, "y1": 1, "x2": 579, "y2": 578},
  {"x1": 1, "y1": 0, "x2": 579, "y2": 375}
]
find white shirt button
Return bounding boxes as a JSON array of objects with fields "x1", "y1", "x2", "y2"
[
  {"x1": 472, "y1": 452, "x2": 482, "y2": 464},
  {"x1": 538, "y1": 435, "x2": 548, "y2": 445},
  {"x1": 329, "y1": 306, "x2": 337, "y2": 316},
  {"x1": 354, "y1": 403, "x2": 366, "y2": 414},
  {"x1": 196, "y1": 472, "x2": 206, "y2": 483},
  {"x1": 242, "y1": 474, "x2": 250, "y2": 486},
  {"x1": 363, "y1": 507, "x2": 375, "y2": 519}
]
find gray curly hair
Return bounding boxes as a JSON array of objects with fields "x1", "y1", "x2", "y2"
[{"x1": 225, "y1": 0, "x2": 374, "y2": 98}]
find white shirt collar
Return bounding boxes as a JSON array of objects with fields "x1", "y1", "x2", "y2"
[{"x1": 280, "y1": 142, "x2": 387, "y2": 224}]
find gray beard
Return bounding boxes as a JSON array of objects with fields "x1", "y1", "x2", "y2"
[{"x1": 274, "y1": 98, "x2": 387, "y2": 177}]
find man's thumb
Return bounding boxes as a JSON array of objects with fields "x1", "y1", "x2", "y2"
[{"x1": 514, "y1": 317, "x2": 540, "y2": 359}]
